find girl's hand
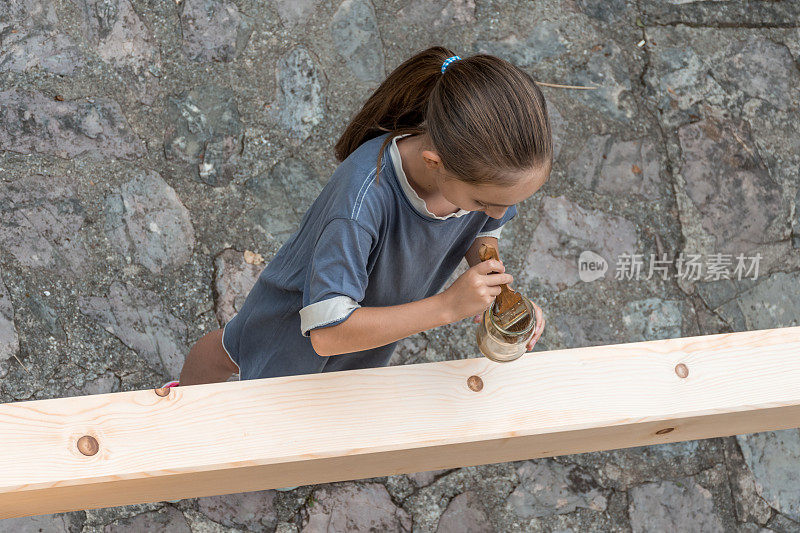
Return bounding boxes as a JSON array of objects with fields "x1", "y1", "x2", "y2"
[
  {"x1": 473, "y1": 297, "x2": 545, "y2": 353},
  {"x1": 472, "y1": 280, "x2": 516, "y2": 323},
  {"x1": 442, "y1": 259, "x2": 513, "y2": 323},
  {"x1": 525, "y1": 301, "x2": 545, "y2": 352}
]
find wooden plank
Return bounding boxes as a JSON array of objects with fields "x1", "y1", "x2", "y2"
[{"x1": 2, "y1": 326, "x2": 800, "y2": 518}]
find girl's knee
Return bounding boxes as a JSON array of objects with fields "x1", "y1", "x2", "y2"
[{"x1": 215, "y1": 328, "x2": 240, "y2": 374}]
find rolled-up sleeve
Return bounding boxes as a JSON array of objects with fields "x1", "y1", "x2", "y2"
[{"x1": 299, "y1": 218, "x2": 374, "y2": 337}]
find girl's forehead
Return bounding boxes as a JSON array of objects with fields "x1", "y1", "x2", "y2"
[{"x1": 455, "y1": 167, "x2": 549, "y2": 202}]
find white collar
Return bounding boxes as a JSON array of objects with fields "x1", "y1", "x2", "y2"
[{"x1": 388, "y1": 134, "x2": 470, "y2": 220}]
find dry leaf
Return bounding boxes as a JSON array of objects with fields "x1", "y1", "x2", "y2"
[
  {"x1": 631, "y1": 164, "x2": 642, "y2": 174},
  {"x1": 244, "y1": 250, "x2": 264, "y2": 265}
]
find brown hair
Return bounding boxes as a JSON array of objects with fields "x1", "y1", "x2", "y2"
[{"x1": 334, "y1": 46, "x2": 553, "y2": 187}]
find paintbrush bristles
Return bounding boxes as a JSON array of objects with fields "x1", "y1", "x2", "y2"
[{"x1": 478, "y1": 244, "x2": 531, "y2": 330}]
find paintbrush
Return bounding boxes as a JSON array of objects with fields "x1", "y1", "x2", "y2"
[{"x1": 478, "y1": 243, "x2": 531, "y2": 331}]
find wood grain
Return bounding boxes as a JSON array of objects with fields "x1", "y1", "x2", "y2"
[{"x1": 2, "y1": 326, "x2": 800, "y2": 518}]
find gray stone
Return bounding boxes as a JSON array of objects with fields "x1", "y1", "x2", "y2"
[
  {"x1": 568, "y1": 135, "x2": 661, "y2": 199},
  {"x1": 521, "y1": 195, "x2": 638, "y2": 291},
  {"x1": 572, "y1": 41, "x2": 634, "y2": 122},
  {"x1": 270, "y1": 158, "x2": 324, "y2": 216},
  {"x1": 271, "y1": 47, "x2": 326, "y2": 144},
  {"x1": 436, "y1": 490, "x2": 493, "y2": 533},
  {"x1": 79, "y1": 0, "x2": 160, "y2": 75},
  {"x1": 407, "y1": 469, "x2": 449, "y2": 488},
  {"x1": 0, "y1": 512, "x2": 83, "y2": 532},
  {"x1": 766, "y1": 513, "x2": 800, "y2": 532},
  {"x1": 641, "y1": 0, "x2": 799, "y2": 27},
  {"x1": 398, "y1": 0, "x2": 475, "y2": 29},
  {"x1": 104, "y1": 506, "x2": 191, "y2": 532},
  {"x1": 714, "y1": 37, "x2": 800, "y2": 113},
  {"x1": 548, "y1": 102, "x2": 566, "y2": 163},
  {"x1": 794, "y1": 188, "x2": 800, "y2": 249},
  {"x1": 628, "y1": 476, "x2": 726, "y2": 533},
  {"x1": 383, "y1": 473, "x2": 418, "y2": 502},
  {"x1": 0, "y1": 173, "x2": 92, "y2": 275},
  {"x1": 0, "y1": 89, "x2": 145, "y2": 160},
  {"x1": 506, "y1": 459, "x2": 607, "y2": 519},
  {"x1": 644, "y1": 29, "x2": 727, "y2": 128},
  {"x1": 577, "y1": 0, "x2": 630, "y2": 22},
  {"x1": 563, "y1": 439, "x2": 720, "y2": 492},
  {"x1": 721, "y1": 436, "x2": 773, "y2": 526},
  {"x1": 403, "y1": 465, "x2": 524, "y2": 533},
  {"x1": 301, "y1": 483, "x2": 412, "y2": 532},
  {"x1": 697, "y1": 271, "x2": 800, "y2": 332},
  {"x1": 213, "y1": 248, "x2": 264, "y2": 326},
  {"x1": 276, "y1": 522, "x2": 300, "y2": 533},
  {"x1": 715, "y1": 272, "x2": 800, "y2": 331},
  {"x1": 549, "y1": 312, "x2": 617, "y2": 349},
  {"x1": 78, "y1": 281, "x2": 188, "y2": 378},
  {"x1": 164, "y1": 85, "x2": 244, "y2": 187},
  {"x1": 0, "y1": 278, "x2": 18, "y2": 379},
  {"x1": 104, "y1": 170, "x2": 195, "y2": 274},
  {"x1": 274, "y1": 0, "x2": 320, "y2": 27},
  {"x1": 25, "y1": 294, "x2": 66, "y2": 341},
  {"x1": 244, "y1": 178, "x2": 301, "y2": 237},
  {"x1": 475, "y1": 24, "x2": 566, "y2": 67},
  {"x1": 179, "y1": 0, "x2": 253, "y2": 63},
  {"x1": 196, "y1": 489, "x2": 278, "y2": 531},
  {"x1": 677, "y1": 119, "x2": 789, "y2": 256},
  {"x1": 245, "y1": 157, "x2": 323, "y2": 235},
  {"x1": 741, "y1": 97, "x2": 800, "y2": 184},
  {"x1": 330, "y1": 0, "x2": 385, "y2": 83},
  {"x1": 622, "y1": 298, "x2": 683, "y2": 341},
  {"x1": 0, "y1": 0, "x2": 84, "y2": 74},
  {"x1": 83, "y1": 502, "x2": 164, "y2": 530},
  {"x1": 64, "y1": 370, "x2": 118, "y2": 397},
  {"x1": 736, "y1": 429, "x2": 800, "y2": 522},
  {"x1": 387, "y1": 334, "x2": 433, "y2": 366}
]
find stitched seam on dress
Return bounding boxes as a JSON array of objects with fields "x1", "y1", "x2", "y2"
[
  {"x1": 351, "y1": 164, "x2": 380, "y2": 219},
  {"x1": 353, "y1": 163, "x2": 385, "y2": 221}
]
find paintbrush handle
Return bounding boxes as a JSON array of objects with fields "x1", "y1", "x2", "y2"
[{"x1": 478, "y1": 244, "x2": 512, "y2": 294}]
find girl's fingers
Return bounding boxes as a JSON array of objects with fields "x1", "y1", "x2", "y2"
[
  {"x1": 486, "y1": 273, "x2": 513, "y2": 286},
  {"x1": 475, "y1": 259, "x2": 505, "y2": 275},
  {"x1": 527, "y1": 303, "x2": 545, "y2": 351}
]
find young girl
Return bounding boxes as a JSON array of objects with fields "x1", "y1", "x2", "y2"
[{"x1": 167, "y1": 46, "x2": 551, "y2": 390}]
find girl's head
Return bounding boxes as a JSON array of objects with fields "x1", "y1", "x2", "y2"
[{"x1": 334, "y1": 46, "x2": 553, "y2": 214}]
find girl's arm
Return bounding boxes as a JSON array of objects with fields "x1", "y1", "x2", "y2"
[
  {"x1": 309, "y1": 292, "x2": 454, "y2": 356},
  {"x1": 309, "y1": 236, "x2": 506, "y2": 357},
  {"x1": 464, "y1": 236, "x2": 500, "y2": 268}
]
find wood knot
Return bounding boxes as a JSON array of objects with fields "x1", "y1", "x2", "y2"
[
  {"x1": 675, "y1": 363, "x2": 689, "y2": 378},
  {"x1": 467, "y1": 375, "x2": 483, "y2": 392},
  {"x1": 77, "y1": 435, "x2": 99, "y2": 456},
  {"x1": 655, "y1": 427, "x2": 675, "y2": 435}
]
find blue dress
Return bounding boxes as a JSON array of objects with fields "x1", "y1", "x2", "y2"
[{"x1": 222, "y1": 132, "x2": 517, "y2": 379}]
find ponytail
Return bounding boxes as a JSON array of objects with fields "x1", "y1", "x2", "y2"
[
  {"x1": 334, "y1": 46, "x2": 454, "y2": 184},
  {"x1": 334, "y1": 46, "x2": 552, "y2": 187}
]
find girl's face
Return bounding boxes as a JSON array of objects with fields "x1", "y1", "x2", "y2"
[{"x1": 435, "y1": 164, "x2": 550, "y2": 219}]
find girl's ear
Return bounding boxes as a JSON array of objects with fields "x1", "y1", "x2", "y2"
[{"x1": 421, "y1": 150, "x2": 442, "y2": 170}]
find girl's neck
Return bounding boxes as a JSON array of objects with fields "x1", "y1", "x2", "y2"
[
  {"x1": 396, "y1": 134, "x2": 463, "y2": 218},
  {"x1": 396, "y1": 134, "x2": 438, "y2": 199}
]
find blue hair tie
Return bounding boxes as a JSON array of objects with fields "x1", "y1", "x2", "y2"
[{"x1": 441, "y1": 55, "x2": 461, "y2": 74}]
